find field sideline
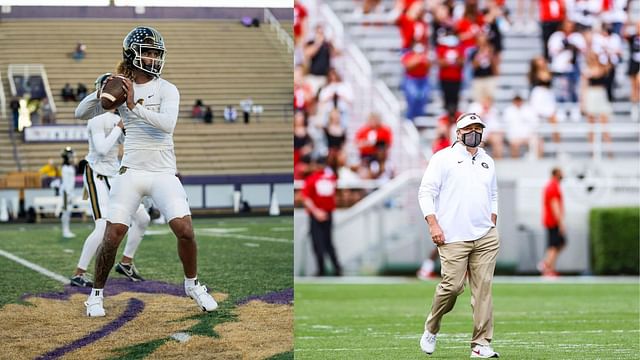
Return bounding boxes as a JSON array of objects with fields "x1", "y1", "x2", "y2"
[
  {"x1": 295, "y1": 277, "x2": 639, "y2": 360},
  {"x1": 0, "y1": 216, "x2": 293, "y2": 359}
]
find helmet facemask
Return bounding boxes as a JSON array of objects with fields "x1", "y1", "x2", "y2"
[{"x1": 131, "y1": 43, "x2": 165, "y2": 76}]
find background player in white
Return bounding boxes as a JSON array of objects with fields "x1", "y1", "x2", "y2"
[
  {"x1": 60, "y1": 147, "x2": 76, "y2": 239},
  {"x1": 78, "y1": 26, "x2": 217, "y2": 317},
  {"x1": 70, "y1": 73, "x2": 150, "y2": 287}
]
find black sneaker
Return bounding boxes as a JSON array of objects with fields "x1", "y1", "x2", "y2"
[
  {"x1": 70, "y1": 273, "x2": 94, "y2": 287},
  {"x1": 115, "y1": 262, "x2": 145, "y2": 282}
]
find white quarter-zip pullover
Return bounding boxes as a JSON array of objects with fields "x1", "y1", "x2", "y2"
[{"x1": 418, "y1": 143, "x2": 498, "y2": 244}]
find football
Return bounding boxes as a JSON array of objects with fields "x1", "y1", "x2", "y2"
[{"x1": 100, "y1": 75, "x2": 127, "y2": 110}]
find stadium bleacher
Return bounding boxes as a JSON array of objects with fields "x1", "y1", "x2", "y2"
[{"x1": 0, "y1": 19, "x2": 293, "y2": 176}]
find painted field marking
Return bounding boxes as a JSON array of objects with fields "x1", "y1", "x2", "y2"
[
  {"x1": 197, "y1": 229, "x2": 292, "y2": 244},
  {"x1": 0, "y1": 249, "x2": 69, "y2": 285},
  {"x1": 294, "y1": 276, "x2": 640, "y2": 285}
]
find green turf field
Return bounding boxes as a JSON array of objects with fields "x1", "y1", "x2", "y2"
[
  {"x1": 295, "y1": 281, "x2": 640, "y2": 359},
  {"x1": 0, "y1": 216, "x2": 293, "y2": 359}
]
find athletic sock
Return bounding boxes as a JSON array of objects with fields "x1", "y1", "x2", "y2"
[
  {"x1": 184, "y1": 277, "x2": 198, "y2": 287},
  {"x1": 91, "y1": 288, "x2": 103, "y2": 297}
]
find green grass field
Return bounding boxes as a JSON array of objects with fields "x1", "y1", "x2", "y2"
[
  {"x1": 0, "y1": 216, "x2": 293, "y2": 359},
  {"x1": 295, "y1": 280, "x2": 640, "y2": 359}
]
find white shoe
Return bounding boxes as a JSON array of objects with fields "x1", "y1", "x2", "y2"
[
  {"x1": 420, "y1": 330, "x2": 437, "y2": 354},
  {"x1": 185, "y1": 284, "x2": 218, "y2": 312},
  {"x1": 471, "y1": 344, "x2": 500, "y2": 358},
  {"x1": 85, "y1": 294, "x2": 105, "y2": 317},
  {"x1": 63, "y1": 231, "x2": 76, "y2": 238}
]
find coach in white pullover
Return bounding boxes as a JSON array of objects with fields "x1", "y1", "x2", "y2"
[{"x1": 418, "y1": 113, "x2": 500, "y2": 359}]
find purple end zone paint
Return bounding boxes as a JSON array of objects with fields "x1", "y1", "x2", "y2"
[
  {"x1": 237, "y1": 288, "x2": 293, "y2": 305},
  {"x1": 22, "y1": 279, "x2": 185, "y2": 301},
  {"x1": 35, "y1": 298, "x2": 144, "y2": 360}
]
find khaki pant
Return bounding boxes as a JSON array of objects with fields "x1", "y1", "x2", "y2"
[{"x1": 424, "y1": 227, "x2": 500, "y2": 346}]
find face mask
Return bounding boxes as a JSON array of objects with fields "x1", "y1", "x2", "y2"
[{"x1": 461, "y1": 131, "x2": 482, "y2": 147}]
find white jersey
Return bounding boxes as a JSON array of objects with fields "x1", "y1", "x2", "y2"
[
  {"x1": 86, "y1": 112, "x2": 123, "y2": 177},
  {"x1": 61, "y1": 164, "x2": 76, "y2": 194},
  {"x1": 75, "y1": 77, "x2": 180, "y2": 174}
]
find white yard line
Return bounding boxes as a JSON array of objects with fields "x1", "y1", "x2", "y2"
[
  {"x1": 295, "y1": 276, "x2": 640, "y2": 285},
  {"x1": 197, "y1": 231, "x2": 292, "y2": 244},
  {"x1": 0, "y1": 249, "x2": 69, "y2": 285}
]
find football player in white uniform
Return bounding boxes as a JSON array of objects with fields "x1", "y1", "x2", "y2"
[
  {"x1": 76, "y1": 26, "x2": 217, "y2": 317},
  {"x1": 70, "y1": 73, "x2": 151, "y2": 288},
  {"x1": 60, "y1": 147, "x2": 76, "y2": 239}
]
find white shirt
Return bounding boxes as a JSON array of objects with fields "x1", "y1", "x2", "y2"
[
  {"x1": 86, "y1": 112, "x2": 123, "y2": 177},
  {"x1": 600, "y1": 0, "x2": 628, "y2": 24},
  {"x1": 61, "y1": 164, "x2": 76, "y2": 194},
  {"x1": 75, "y1": 77, "x2": 180, "y2": 174},
  {"x1": 548, "y1": 31, "x2": 586, "y2": 73},
  {"x1": 502, "y1": 103, "x2": 539, "y2": 140},
  {"x1": 418, "y1": 143, "x2": 498, "y2": 244}
]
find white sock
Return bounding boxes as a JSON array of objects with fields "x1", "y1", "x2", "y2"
[
  {"x1": 61, "y1": 211, "x2": 71, "y2": 233},
  {"x1": 184, "y1": 277, "x2": 198, "y2": 287},
  {"x1": 422, "y1": 259, "x2": 435, "y2": 273},
  {"x1": 91, "y1": 288, "x2": 103, "y2": 297},
  {"x1": 77, "y1": 219, "x2": 106, "y2": 270}
]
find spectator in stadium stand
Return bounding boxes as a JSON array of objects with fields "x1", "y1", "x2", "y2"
[
  {"x1": 294, "y1": 64, "x2": 314, "y2": 114},
  {"x1": 61, "y1": 83, "x2": 75, "y2": 102},
  {"x1": 317, "y1": 68, "x2": 353, "y2": 128},
  {"x1": 566, "y1": 0, "x2": 601, "y2": 32},
  {"x1": 224, "y1": 105, "x2": 237, "y2": 123},
  {"x1": 455, "y1": 0, "x2": 484, "y2": 89},
  {"x1": 191, "y1": 99, "x2": 204, "y2": 119},
  {"x1": 581, "y1": 50, "x2": 612, "y2": 147},
  {"x1": 529, "y1": 55, "x2": 561, "y2": 143},
  {"x1": 354, "y1": 0, "x2": 385, "y2": 17},
  {"x1": 432, "y1": 105, "x2": 462, "y2": 154},
  {"x1": 76, "y1": 83, "x2": 88, "y2": 101},
  {"x1": 39, "y1": 158, "x2": 60, "y2": 179},
  {"x1": 401, "y1": 38, "x2": 430, "y2": 121},
  {"x1": 304, "y1": 25, "x2": 336, "y2": 93},
  {"x1": 539, "y1": 0, "x2": 566, "y2": 60},
  {"x1": 203, "y1": 106, "x2": 213, "y2": 124},
  {"x1": 301, "y1": 155, "x2": 342, "y2": 277},
  {"x1": 625, "y1": 21, "x2": 640, "y2": 122},
  {"x1": 240, "y1": 97, "x2": 253, "y2": 124},
  {"x1": 514, "y1": 0, "x2": 538, "y2": 34},
  {"x1": 539, "y1": 167, "x2": 566, "y2": 278},
  {"x1": 548, "y1": 19, "x2": 586, "y2": 103},
  {"x1": 436, "y1": 29, "x2": 464, "y2": 114},
  {"x1": 430, "y1": 4, "x2": 456, "y2": 46},
  {"x1": 395, "y1": 0, "x2": 429, "y2": 51},
  {"x1": 9, "y1": 96, "x2": 20, "y2": 131},
  {"x1": 482, "y1": 0, "x2": 507, "y2": 70},
  {"x1": 72, "y1": 41, "x2": 87, "y2": 61},
  {"x1": 294, "y1": 0, "x2": 308, "y2": 46},
  {"x1": 592, "y1": 23, "x2": 623, "y2": 101},
  {"x1": 502, "y1": 93, "x2": 541, "y2": 158},
  {"x1": 324, "y1": 108, "x2": 346, "y2": 169},
  {"x1": 41, "y1": 97, "x2": 54, "y2": 124},
  {"x1": 294, "y1": 111, "x2": 313, "y2": 168},
  {"x1": 469, "y1": 33, "x2": 498, "y2": 103},
  {"x1": 355, "y1": 112, "x2": 392, "y2": 179},
  {"x1": 600, "y1": 0, "x2": 628, "y2": 36},
  {"x1": 468, "y1": 95, "x2": 504, "y2": 159}
]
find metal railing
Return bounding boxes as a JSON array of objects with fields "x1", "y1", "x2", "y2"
[
  {"x1": 7, "y1": 64, "x2": 57, "y2": 114},
  {"x1": 264, "y1": 8, "x2": 293, "y2": 54}
]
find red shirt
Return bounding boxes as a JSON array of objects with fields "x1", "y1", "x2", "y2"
[
  {"x1": 355, "y1": 124, "x2": 393, "y2": 156},
  {"x1": 301, "y1": 168, "x2": 337, "y2": 212},
  {"x1": 401, "y1": 50, "x2": 429, "y2": 78},
  {"x1": 432, "y1": 137, "x2": 450, "y2": 153},
  {"x1": 456, "y1": 15, "x2": 485, "y2": 51},
  {"x1": 539, "y1": 0, "x2": 565, "y2": 22},
  {"x1": 436, "y1": 44, "x2": 464, "y2": 81},
  {"x1": 294, "y1": 3, "x2": 307, "y2": 39},
  {"x1": 396, "y1": 14, "x2": 429, "y2": 50},
  {"x1": 543, "y1": 177, "x2": 563, "y2": 228}
]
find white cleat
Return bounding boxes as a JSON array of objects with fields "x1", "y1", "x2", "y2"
[
  {"x1": 186, "y1": 284, "x2": 218, "y2": 312},
  {"x1": 85, "y1": 295, "x2": 106, "y2": 317},
  {"x1": 420, "y1": 330, "x2": 437, "y2": 355},
  {"x1": 471, "y1": 344, "x2": 500, "y2": 358},
  {"x1": 63, "y1": 231, "x2": 76, "y2": 238}
]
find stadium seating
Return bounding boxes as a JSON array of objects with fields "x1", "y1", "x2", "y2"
[{"x1": 0, "y1": 20, "x2": 292, "y2": 176}]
